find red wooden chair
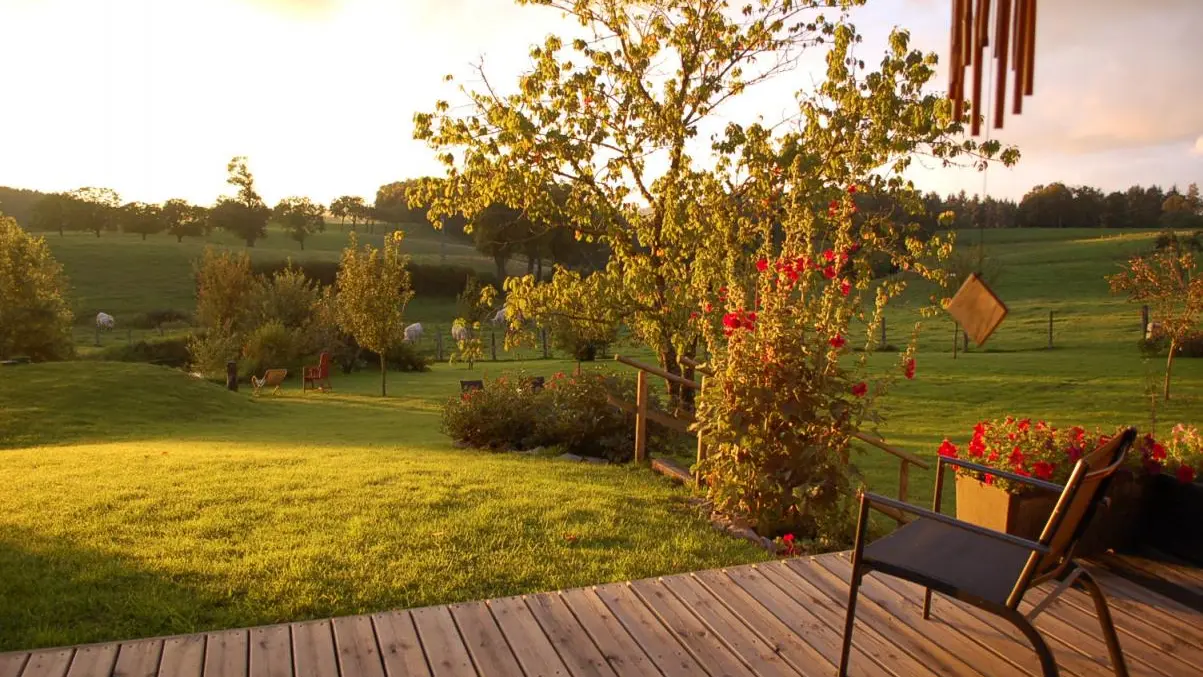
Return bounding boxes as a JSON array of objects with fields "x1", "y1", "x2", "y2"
[{"x1": 303, "y1": 352, "x2": 332, "y2": 392}]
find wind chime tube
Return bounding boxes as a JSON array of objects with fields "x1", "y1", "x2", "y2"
[
  {"x1": 994, "y1": 0, "x2": 1012, "y2": 129},
  {"x1": 969, "y1": 0, "x2": 986, "y2": 135},
  {"x1": 1012, "y1": 0, "x2": 1026, "y2": 114},
  {"x1": 951, "y1": 0, "x2": 966, "y2": 122},
  {"x1": 1024, "y1": 0, "x2": 1037, "y2": 95}
]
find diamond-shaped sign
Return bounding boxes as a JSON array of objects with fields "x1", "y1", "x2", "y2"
[{"x1": 947, "y1": 273, "x2": 1008, "y2": 346}]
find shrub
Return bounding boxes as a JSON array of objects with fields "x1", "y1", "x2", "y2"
[
  {"x1": 251, "y1": 259, "x2": 499, "y2": 297},
  {"x1": 1138, "y1": 331, "x2": 1203, "y2": 358},
  {"x1": 441, "y1": 376, "x2": 539, "y2": 450},
  {"x1": 531, "y1": 371, "x2": 640, "y2": 461},
  {"x1": 187, "y1": 331, "x2": 244, "y2": 378},
  {"x1": 241, "y1": 320, "x2": 298, "y2": 378},
  {"x1": 135, "y1": 309, "x2": 191, "y2": 332},
  {"x1": 0, "y1": 213, "x2": 74, "y2": 361},
  {"x1": 89, "y1": 336, "x2": 192, "y2": 367},
  {"x1": 360, "y1": 341, "x2": 430, "y2": 372}
]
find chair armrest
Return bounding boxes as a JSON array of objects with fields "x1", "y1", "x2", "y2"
[
  {"x1": 862, "y1": 492, "x2": 1050, "y2": 553},
  {"x1": 937, "y1": 456, "x2": 1064, "y2": 494}
]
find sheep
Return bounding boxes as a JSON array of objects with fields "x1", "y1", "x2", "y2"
[
  {"x1": 403, "y1": 322, "x2": 424, "y2": 343},
  {"x1": 96, "y1": 312, "x2": 115, "y2": 330}
]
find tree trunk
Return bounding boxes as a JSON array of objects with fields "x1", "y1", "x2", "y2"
[
  {"x1": 494, "y1": 254, "x2": 508, "y2": 283},
  {"x1": 141, "y1": 233, "x2": 147, "y2": 241},
  {"x1": 299, "y1": 239, "x2": 305, "y2": 251},
  {"x1": 94, "y1": 229, "x2": 101, "y2": 238},
  {"x1": 177, "y1": 234, "x2": 183, "y2": 243},
  {"x1": 527, "y1": 256, "x2": 535, "y2": 275},
  {"x1": 1164, "y1": 338, "x2": 1177, "y2": 400},
  {"x1": 380, "y1": 353, "x2": 388, "y2": 397},
  {"x1": 536, "y1": 257, "x2": 543, "y2": 281}
]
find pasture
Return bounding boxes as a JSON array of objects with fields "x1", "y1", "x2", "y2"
[{"x1": 2, "y1": 225, "x2": 1201, "y2": 650}]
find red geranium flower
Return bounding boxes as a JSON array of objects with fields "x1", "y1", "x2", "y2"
[
  {"x1": 829, "y1": 334, "x2": 846, "y2": 349},
  {"x1": 1033, "y1": 461, "x2": 1056, "y2": 480},
  {"x1": 756, "y1": 258, "x2": 768, "y2": 272},
  {"x1": 968, "y1": 436, "x2": 986, "y2": 458},
  {"x1": 938, "y1": 439, "x2": 958, "y2": 458},
  {"x1": 903, "y1": 358, "x2": 916, "y2": 380},
  {"x1": 1018, "y1": 418, "x2": 1031, "y2": 432},
  {"x1": 1177, "y1": 464, "x2": 1196, "y2": 484},
  {"x1": 782, "y1": 533, "x2": 795, "y2": 544},
  {"x1": 983, "y1": 473, "x2": 995, "y2": 486},
  {"x1": 851, "y1": 382, "x2": 868, "y2": 397}
]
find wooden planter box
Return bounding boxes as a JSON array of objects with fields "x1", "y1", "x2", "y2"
[
  {"x1": 955, "y1": 471, "x2": 1144, "y2": 556},
  {"x1": 1141, "y1": 475, "x2": 1203, "y2": 565}
]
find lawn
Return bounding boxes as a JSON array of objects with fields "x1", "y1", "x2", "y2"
[
  {"x1": 3, "y1": 226, "x2": 1202, "y2": 652},
  {"x1": 0, "y1": 361, "x2": 767, "y2": 651}
]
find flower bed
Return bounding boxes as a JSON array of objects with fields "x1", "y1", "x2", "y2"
[{"x1": 938, "y1": 419, "x2": 1203, "y2": 556}]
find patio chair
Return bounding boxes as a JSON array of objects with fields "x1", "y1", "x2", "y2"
[
  {"x1": 303, "y1": 352, "x2": 332, "y2": 392},
  {"x1": 460, "y1": 379, "x2": 484, "y2": 393},
  {"x1": 839, "y1": 428, "x2": 1137, "y2": 677},
  {"x1": 251, "y1": 368, "x2": 287, "y2": 396}
]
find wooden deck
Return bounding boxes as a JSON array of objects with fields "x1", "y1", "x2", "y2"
[{"x1": 3, "y1": 550, "x2": 1202, "y2": 677}]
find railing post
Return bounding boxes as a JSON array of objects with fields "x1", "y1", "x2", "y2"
[
  {"x1": 541, "y1": 327, "x2": 549, "y2": 359},
  {"x1": 491, "y1": 331, "x2": 498, "y2": 361},
  {"x1": 635, "y1": 370, "x2": 648, "y2": 463},
  {"x1": 436, "y1": 329, "x2": 443, "y2": 362},
  {"x1": 694, "y1": 374, "x2": 706, "y2": 487}
]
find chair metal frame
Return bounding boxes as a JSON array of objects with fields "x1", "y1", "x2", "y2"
[
  {"x1": 251, "y1": 368, "x2": 287, "y2": 396},
  {"x1": 839, "y1": 428, "x2": 1136, "y2": 677},
  {"x1": 303, "y1": 352, "x2": 332, "y2": 393}
]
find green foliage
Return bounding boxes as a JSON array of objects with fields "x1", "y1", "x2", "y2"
[
  {"x1": 211, "y1": 157, "x2": 270, "y2": 247},
  {"x1": 450, "y1": 318, "x2": 485, "y2": 369},
  {"x1": 250, "y1": 263, "x2": 321, "y2": 330},
  {"x1": 193, "y1": 248, "x2": 257, "y2": 335},
  {"x1": 118, "y1": 202, "x2": 165, "y2": 240},
  {"x1": 0, "y1": 212, "x2": 74, "y2": 360},
  {"x1": 334, "y1": 231, "x2": 415, "y2": 395},
  {"x1": 161, "y1": 199, "x2": 208, "y2": 243},
  {"x1": 87, "y1": 336, "x2": 192, "y2": 367},
  {"x1": 273, "y1": 196, "x2": 325, "y2": 250},
  {"x1": 441, "y1": 376, "x2": 539, "y2": 450},
  {"x1": 241, "y1": 320, "x2": 297, "y2": 378},
  {"x1": 64, "y1": 187, "x2": 121, "y2": 237}
]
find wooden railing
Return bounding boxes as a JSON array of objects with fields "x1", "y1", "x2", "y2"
[{"x1": 608, "y1": 355, "x2": 931, "y2": 519}]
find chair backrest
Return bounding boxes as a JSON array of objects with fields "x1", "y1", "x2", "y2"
[
  {"x1": 265, "y1": 369, "x2": 288, "y2": 385},
  {"x1": 1009, "y1": 428, "x2": 1136, "y2": 606},
  {"x1": 460, "y1": 380, "x2": 484, "y2": 393},
  {"x1": 317, "y1": 352, "x2": 331, "y2": 377}
]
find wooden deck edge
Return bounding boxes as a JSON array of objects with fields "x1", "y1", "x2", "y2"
[
  {"x1": 650, "y1": 457, "x2": 692, "y2": 484},
  {"x1": 1095, "y1": 553, "x2": 1203, "y2": 613}
]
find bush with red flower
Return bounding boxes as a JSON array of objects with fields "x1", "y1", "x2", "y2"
[{"x1": 939, "y1": 419, "x2": 1203, "y2": 493}]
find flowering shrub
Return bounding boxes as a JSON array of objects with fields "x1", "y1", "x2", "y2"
[
  {"x1": 440, "y1": 376, "x2": 539, "y2": 450},
  {"x1": 938, "y1": 419, "x2": 1203, "y2": 493}
]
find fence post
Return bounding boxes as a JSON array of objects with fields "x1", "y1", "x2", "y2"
[
  {"x1": 1048, "y1": 311, "x2": 1054, "y2": 349},
  {"x1": 127, "y1": 328, "x2": 133, "y2": 343},
  {"x1": 880, "y1": 317, "x2": 887, "y2": 347},
  {"x1": 695, "y1": 374, "x2": 706, "y2": 487},
  {"x1": 490, "y1": 331, "x2": 497, "y2": 361},
  {"x1": 436, "y1": 329, "x2": 443, "y2": 362},
  {"x1": 94, "y1": 326, "x2": 101, "y2": 347},
  {"x1": 634, "y1": 370, "x2": 648, "y2": 463},
  {"x1": 225, "y1": 360, "x2": 238, "y2": 392},
  {"x1": 952, "y1": 322, "x2": 959, "y2": 359},
  {"x1": 541, "y1": 327, "x2": 549, "y2": 359},
  {"x1": 1141, "y1": 305, "x2": 1149, "y2": 337},
  {"x1": 962, "y1": 329, "x2": 969, "y2": 353},
  {"x1": 898, "y1": 460, "x2": 910, "y2": 506}
]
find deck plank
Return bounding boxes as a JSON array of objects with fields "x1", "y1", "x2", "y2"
[
  {"x1": 485, "y1": 595, "x2": 568, "y2": 677},
  {"x1": 446, "y1": 601, "x2": 523, "y2": 677},
  {"x1": 628, "y1": 578, "x2": 759, "y2": 677},
  {"x1": 203, "y1": 630, "x2": 248, "y2": 677},
  {"x1": 591, "y1": 583, "x2": 706, "y2": 677},
  {"x1": 111, "y1": 640, "x2": 162, "y2": 677},
  {"x1": 64, "y1": 644, "x2": 118, "y2": 677},
  {"x1": 780, "y1": 558, "x2": 983, "y2": 677},
  {"x1": 821, "y1": 554, "x2": 1044, "y2": 677},
  {"x1": 0, "y1": 654, "x2": 27, "y2": 677},
  {"x1": 557, "y1": 589, "x2": 661, "y2": 677},
  {"x1": 248, "y1": 625, "x2": 293, "y2": 677},
  {"x1": 158, "y1": 636, "x2": 205, "y2": 677},
  {"x1": 746, "y1": 562, "x2": 933, "y2": 677},
  {"x1": 1108, "y1": 554, "x2": 1203, "y2": 594},
  {"x1": 1084, "y1": 565, "x2": 1203, "y2": 639},
  {"x1": 1055, "y1": 583, "x2": 1203, "y2": 667},
  {"x1": 332, "y1": 616, "x2": 386, "y2": 677},
  {"x1": 525, "y1": 592, "x2": 617, "y2": 677},
  {"x1": 17, "y1": 650, "x2": 73, "y2": 677},
  {"x1": 410, "y1": 606, "x2": 477, "y2": 677},
  {"x1": 657, "y1": 574, "x2": 805, "y2": 677},
  {"x1": 291, "y1": 621, "x2": 339, "y2": 677},
  {"x1": 371, "y1": 612, "x2": 432, "y2": 677},
  {"x1": 692, "y1": 568, "x2": 868, "y2": 677}
]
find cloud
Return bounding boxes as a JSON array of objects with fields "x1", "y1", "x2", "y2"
[{"x1": 1194, "y1": 136, "x2": 1203, "y2": 156}]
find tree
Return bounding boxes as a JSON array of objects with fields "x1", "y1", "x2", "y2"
[
  {"x1": 212, "y1": 156, "x2": 270, "y2": 246},
  {"x1": 329, "y1": 196, "x2": 354, "y2": 231},
  {"x1": 119, "y1": 201, "x2": 165, "y2": 240},
  {"x1": 334, "y1": 231, "x2": 415, "y2": 396},
  {"x1": 1109, "y1": 249, "x2": 1202, "y2": 400},
  {"x1": 412, "y1": 0, "x2": 1015, "y2": 405},
  {"x1": 0, "y1": 211, "x2": 74, "y2": 360},
  {"x1": 66, "y1": 187, "x2": 121, "y2": 237},
  {"x1": 273, "y1": 196, "x2": 325, "y2": 250},
  {"x1": 162, "y1": 199, "x2": 209, "y2": 243},
  {"x1": 30, "y1": 193, "x2": 70, "y2": 236}
]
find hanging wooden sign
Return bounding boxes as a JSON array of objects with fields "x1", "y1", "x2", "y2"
[{"x1": 946, "y1": 273, "x2": 1009, "y2": 346}]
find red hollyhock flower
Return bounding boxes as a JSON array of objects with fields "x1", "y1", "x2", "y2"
[
  {"x1": 823, "y1": 249, "x2": 835, "y2": 262},
  {"x1": 829, "y1": 334, "x2": 846, "y2": 349},
  {"x1": 851, "y1": 382, "x2": 868, "y2": 397},
  {"x1": 1177, "y1": 465, "x2": 1196, "y2": 484},
  {"x1": 718, "y1": 286, "x2": 728, "y2": 299},
  {"x1": 703, "y1": 302, "x2": 713, "y2": 313},
  {"x1": 722, "y1": 313, "x2": 742, "y2": 330},
  {"x1": 746, "y1": 311, "x2": 757, "y2": 323},
  {"x1": 1033, "y1": 461, "x2": 1056, "y2": 481},
  {"x1": 782, "y1": 533, "x2": 795, "y2": 544},
  {"x1": 847, "y1": 184, "x2": 858, "y2": 194},
  {"x1": 938, "y1": 439, "x2": 958, "y2": 458},
  {"x1": 756, "y1": 257, "x2": 768, "y2": 272},
  {"x1": 840, "y1": 279, "x2": 851, "y2": 296},
  {"x1": 903, "y1": 358, "x2": 916, "y2": 379},
  {"x1": 822, "y1": 265, "x2": 837, "y2": 279},
  {"x1": 689, "y1": 311, "x2": 699, "y2": 319}
]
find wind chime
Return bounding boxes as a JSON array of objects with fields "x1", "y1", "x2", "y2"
[{"x1": 948, "y1": 0, "x2": 1038, "y2": 135}]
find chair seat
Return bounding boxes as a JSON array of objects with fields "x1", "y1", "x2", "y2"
[{"x1": 863, "y1": 518, "x2": 1033, "y2": 606}]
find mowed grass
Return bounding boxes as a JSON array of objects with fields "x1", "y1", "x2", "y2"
[{"x1": 0, "y1": 361, "x2": 767, "y2": 651}]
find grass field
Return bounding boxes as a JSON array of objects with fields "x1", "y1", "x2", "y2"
[{"x1": 2, "y1": 225, "x2": 1201, "y2": 651}]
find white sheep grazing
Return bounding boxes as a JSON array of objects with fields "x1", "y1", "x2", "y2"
[
  {"x1": 491, "y1": 307, "x2": 508, "y2": 327},
  {"x1": 96, "y1": 312, "x2": 115, "y2": 330},
  {"x1": 403, "y1": 322, "x2": 423, "y2": 343},
  {"x1": 451, "y1": 323, "x2": 471, "y2": 342}
]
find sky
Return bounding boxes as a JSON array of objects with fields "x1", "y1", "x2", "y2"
[{"x1": 0, "y1": 0, "x2": 1200, "y2": 207}]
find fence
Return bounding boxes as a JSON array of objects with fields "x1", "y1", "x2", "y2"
[{"x1": 606, "y1": 354, "x2": 930, "y2": 525}]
